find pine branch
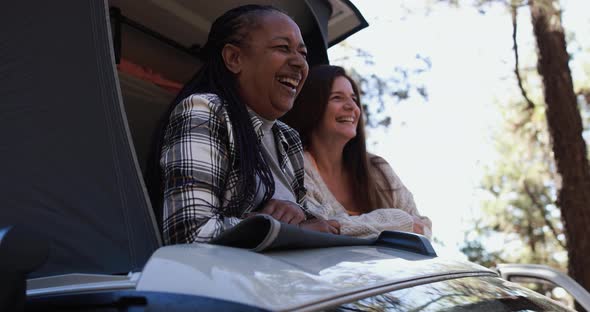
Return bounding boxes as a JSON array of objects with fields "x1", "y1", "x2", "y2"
[
  {"x1": 511, "y1": 5, "x2": 537, "y2": 112},
  {"x1": 523, "y1": 181, "x2": 566, "y2": 249}
]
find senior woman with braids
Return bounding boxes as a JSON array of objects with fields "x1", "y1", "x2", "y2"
[
  {"x1": 158, "y1": 5, "x2": 340, "y2": 244},
  {"x1": 282, "y1": 65, "x2": 432, "y2": 239}
]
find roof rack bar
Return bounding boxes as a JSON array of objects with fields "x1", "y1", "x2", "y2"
[{"x1": 374, "y1": 231, "x2": 437, "y2": 257}]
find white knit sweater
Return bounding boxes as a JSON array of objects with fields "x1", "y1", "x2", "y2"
[{"x1": 304, "y1": 151, "x2": 432, "y2": 239}]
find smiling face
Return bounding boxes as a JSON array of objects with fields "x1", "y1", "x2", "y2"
[
  {"x1": 315, "y1": 76, "x2": 361, "y2": 143},
  {"x1": 233, "y1": 12, "x2": 309, "y2": 120}
]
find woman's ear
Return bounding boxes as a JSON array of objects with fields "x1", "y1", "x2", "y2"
[{"x1": 222, "y1": 43, "x2": 242, "y2": 74}]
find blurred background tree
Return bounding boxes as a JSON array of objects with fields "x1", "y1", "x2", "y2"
[
  {"x1": 461, "y1": 93, "x2": 568, "y2": 270},
  {"x1": 456, "y1": 0, "x2": 590, "y2": 308},
  {"x1": 332, "y1": 1, "x2": 589, "y2": 304}
]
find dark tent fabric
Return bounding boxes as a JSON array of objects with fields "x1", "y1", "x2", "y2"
[
  {"x1": 296, "y1": 0, "x2": 331, "y2": 66},
  {"x1": 0, "y1": 1, "x2": 161, "y2": 277}
]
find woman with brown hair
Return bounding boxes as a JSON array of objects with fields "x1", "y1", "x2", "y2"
[{"x1": 282, "y1": 65, "x2": 431, "y2": 239}]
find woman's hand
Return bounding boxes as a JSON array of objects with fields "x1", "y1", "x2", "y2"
[
  {"x1": 256, "y1": 199, "x2": 306, "y2": 225},
  {"x1": 299, "y1": 218, "x2": 341, "y2": 235},
  {"x1": 250, "y1": 200, "x2": 341, "y2": 234},
  {"x1": 411, "y1": 215, "x2": 427, "y2": 235}
]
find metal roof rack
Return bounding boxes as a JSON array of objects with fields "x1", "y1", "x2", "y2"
[{"x1": 375, "y1": 231, "x2": 437, "y2": 257}]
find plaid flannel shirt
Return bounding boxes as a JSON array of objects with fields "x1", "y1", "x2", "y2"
[{"x1": 161, "y1": 93, "x2": 309, "y2": 244}]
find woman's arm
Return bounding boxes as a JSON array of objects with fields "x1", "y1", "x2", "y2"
[
  {"x1": 337, "y1": 208, "x2": 414, "y2": 238},
  {"x1": 302, "y1": 153, "x2": 413, "y2": 238},
  {"x1": 161, "y1": 94, "x2": 238, "y2": 244}
]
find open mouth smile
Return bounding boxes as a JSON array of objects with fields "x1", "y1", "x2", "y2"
[
  {"x1": 336, "y1": 116, "x2": 355, "y2": 123},
  {"x1": 277, "y1": 76, "x2": 301, "y2": 93}
]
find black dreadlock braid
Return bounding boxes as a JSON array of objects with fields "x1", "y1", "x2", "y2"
[{"x1": 149, "y1": 5, "x2": 287, "y2": 222}]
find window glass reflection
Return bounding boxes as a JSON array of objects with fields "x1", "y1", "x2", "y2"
[
  {"x1": 328, "y1": 276, "x2": 572, "y2": 312},
  {"x1": 509, "y1": 276, "x2": 575, "y2": 309}
]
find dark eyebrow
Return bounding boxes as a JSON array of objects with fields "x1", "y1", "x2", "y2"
[
  {"x1": 272, "y1": 36, "x2": 307, "y2": 49},
  {"x1": 330, "y1": 91, "x2": 357, "y2": 98}
]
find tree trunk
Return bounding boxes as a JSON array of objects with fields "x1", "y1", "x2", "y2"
[{"x1": 529, "y1": 0, "x2": 590, "y2": 307}]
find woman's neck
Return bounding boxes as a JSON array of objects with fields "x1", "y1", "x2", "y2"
[
  {"x1": 308, "y1": 134, "x2": 362, "y2": 214},
  {"x1": 308, "y1": 134, "x2": 347, "y2": 178}
]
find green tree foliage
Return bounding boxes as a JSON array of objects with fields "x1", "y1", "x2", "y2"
[
  {"x1": 462, "y1": 97, "x2": 569, "y2": 269},
  {"x1": 460, "y1": 0, "x2": 590, "y2": 277}
]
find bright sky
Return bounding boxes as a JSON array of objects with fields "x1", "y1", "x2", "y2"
[{"x1": 328, "y1": 0, "x2": 590, "y2": 258}]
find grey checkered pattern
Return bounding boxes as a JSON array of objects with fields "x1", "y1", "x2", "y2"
[{"x1": 161, "y1": 93, "x2": 308, "y2": 244}]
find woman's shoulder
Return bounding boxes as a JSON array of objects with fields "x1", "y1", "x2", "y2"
[
  {"x1": 302, "y1": 151, "x2": 320, "y2": 177},
  {"x1": 367, "y1": 153, "x2": 393, "y2": 171},
  {"x1": 191, "y1": 93, "x2": 224, "y2": 105},
  {"x1": 367, "y1": 152, "x2": 385, "y2": 162},
  {"x1": 302, "y1": 150, "x2": 316, "y2": 166},
  {"x1": 172, "y1": 93, "x2": 226, "y2": 116},
  {"x1": 166, "y1": 93, "x2": 232, "y2": 136},
  {"x1": 367, "y1": 153, "x2": 402, "y2": 184}
]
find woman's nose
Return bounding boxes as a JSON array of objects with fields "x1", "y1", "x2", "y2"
[
  {"x1": 289, "y1": 52, "x2": 308, "y2": 69},
  {"x1": 343, "y1": 99, "x2": 356, "y2": 110}
]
